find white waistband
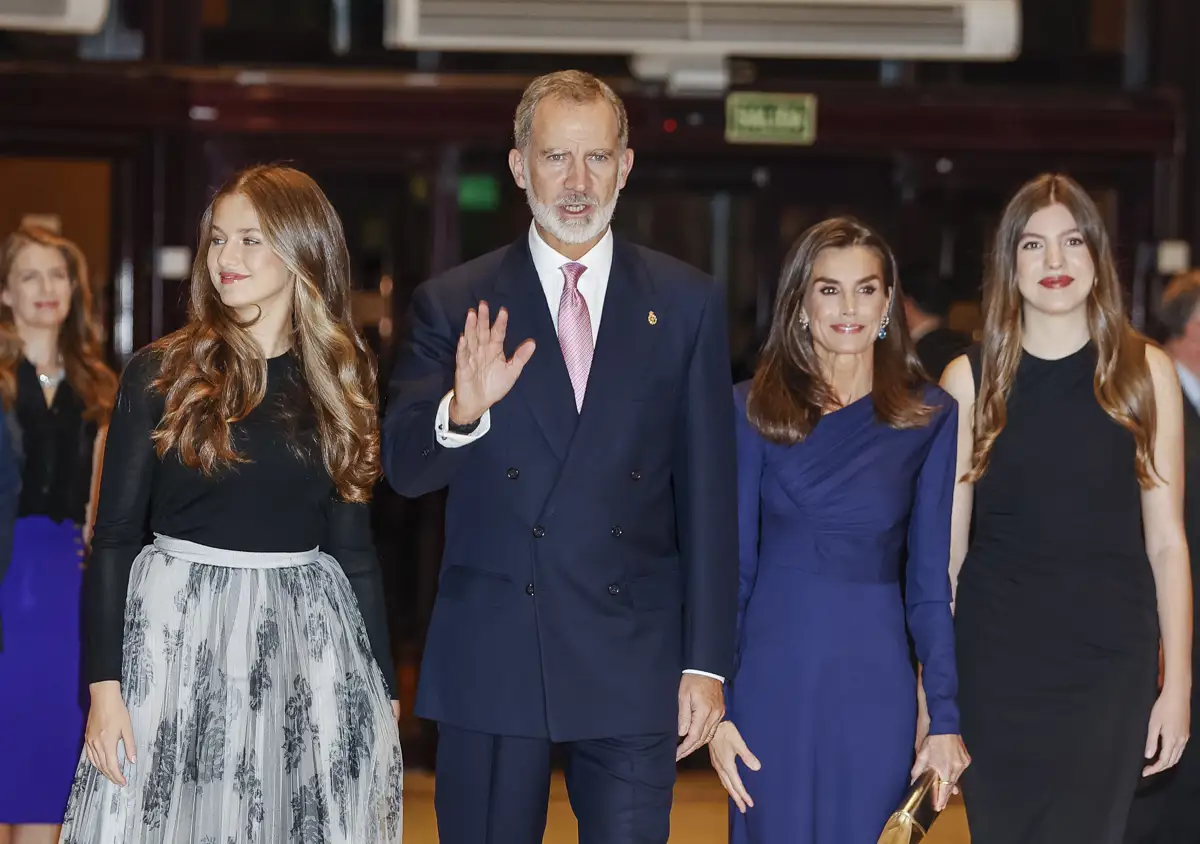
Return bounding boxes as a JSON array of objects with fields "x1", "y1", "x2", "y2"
[{"x1": 152, "y1": 534, "x2": 320, "y2": 568}]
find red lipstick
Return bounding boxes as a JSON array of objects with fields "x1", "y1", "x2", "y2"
[{"x1": 1039, "y1": 275, "x2": 1074, "y2": 289}]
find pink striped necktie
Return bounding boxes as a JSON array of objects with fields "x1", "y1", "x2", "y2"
[{"x1": 557, "y1": 261, "x2": 593, "y2": 412}]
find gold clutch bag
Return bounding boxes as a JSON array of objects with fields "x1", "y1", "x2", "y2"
[{"x1": 877, "y1": 769, "x2": 940, "y2": 844}]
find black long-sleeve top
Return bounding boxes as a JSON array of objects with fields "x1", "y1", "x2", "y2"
[
  {"x1": 84, "y1": 347, "x2": 396, "y2": 697},
  {"x1": 15, "y1": 358, "x2": 98, "y2": 523}
]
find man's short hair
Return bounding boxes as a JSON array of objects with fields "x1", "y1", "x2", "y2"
[
  {"x1": 513, "y1": 70, "x2": 629, "y2": 154},
  {"x1": 1159, "y1": 270, "x2": 1200, "y2": 341}
]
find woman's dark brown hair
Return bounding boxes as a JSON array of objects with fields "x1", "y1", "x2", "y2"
[
  {"x1": 966, "y1": 172, "x2": 1158, "y2": 487},
  {"x1": 0, "y1": 225, "x2": 118, "y2": 422},
  {"x1": 747, "y1": 216, "x2": 933, "y2": 443},
  {"x1": 960, "y1": 171, "x2": 1156, "y2": 485},
  {"x1": 150, "y1": 164, "x2": 380, "y2": 503}
]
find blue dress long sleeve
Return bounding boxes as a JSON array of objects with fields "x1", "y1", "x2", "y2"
[{"x1": 727, "y1": 381, "x2": 960, "y2": 844}]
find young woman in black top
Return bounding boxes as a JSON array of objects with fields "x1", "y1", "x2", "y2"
[
  {"x1": 0, "y1": 225, "x2": 116, "y2": 844},
  {"x1": 60, "y1": 165, "x2": 403, "y2": 844}
]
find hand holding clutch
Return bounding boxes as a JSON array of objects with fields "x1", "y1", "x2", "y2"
[{"x1": 910, "y1": 733, "x2": 970, "y2": 811}]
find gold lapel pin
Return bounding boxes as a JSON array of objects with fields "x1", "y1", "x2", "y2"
[{"x1": 648, "y1": 311, "x2": 658, "y2": 325}]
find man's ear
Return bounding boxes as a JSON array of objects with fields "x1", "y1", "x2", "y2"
[{"x1": 508, "y1": 149, "x2": 527, "y2": 190}]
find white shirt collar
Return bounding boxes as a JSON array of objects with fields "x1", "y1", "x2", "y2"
[
  {"x1": 525, "y1": 223, "x2": 614, "y2": 342},
  {"x1": 527, "y1": 222, "x2": 614, "y2": 288}
]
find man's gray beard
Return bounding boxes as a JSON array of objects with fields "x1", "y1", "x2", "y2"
[{"x1": 524, "y1": 164, "x2": 621, "y2": 245}]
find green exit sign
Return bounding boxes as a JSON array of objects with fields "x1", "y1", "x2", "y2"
[
  {"x1": 458, "y1": 173, "x2": 501, "y2": 212},
  {"x1": 725, "y1": 92, "x2": 818, "y2": 146}
]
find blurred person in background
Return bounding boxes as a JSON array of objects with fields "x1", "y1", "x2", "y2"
[
  {"x1": 60, "y1": 165, "x2": 402, "y2": 844},
  {"x1": 708, "y1": 217, "x2": 968, "y2": 844},
  {"x1": 1124, "y1": 269, "x2": 1200, "y2": 844},
  {"x1": 900, "y1": 261, "x2": 972, "y2": 381},
  {"x1": 943, "y1": 173, "x2": 1191, "y2": 844},
  {"x1": 0, "y1": 225, "x2": 116, "y2": 844}
]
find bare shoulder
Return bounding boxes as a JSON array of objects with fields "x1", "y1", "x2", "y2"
[
  {"x1": 1144, "y1": 342, "x2": 1180, "y2": 393},
  {"x1": 1143, "y1": 343, "x2": 1184, "y2": 445},
  {"x1": 939, "y1": 354, "x2": 976, "y2": 408}
]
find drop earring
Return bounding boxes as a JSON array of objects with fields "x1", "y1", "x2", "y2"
[
  {"x1": 799, "y1": 314, "x2": 811, "y2": 331},
  {"x1": 877, "y1": 314, "x2": 890, "y2": 340}
]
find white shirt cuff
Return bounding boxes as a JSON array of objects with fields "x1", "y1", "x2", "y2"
[
  {"x1": 434, "y1": 391, "x2": 491, "y2": 448},
  {"x1": 683, "y1": 669, "x2": 726, "y2": 683}
]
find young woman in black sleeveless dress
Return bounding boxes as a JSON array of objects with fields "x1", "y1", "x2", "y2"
[{"x1": 941, "y1": 173, "x2": 1191, "y2": 844}]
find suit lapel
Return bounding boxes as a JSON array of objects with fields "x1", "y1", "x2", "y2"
[
  {"x1": 576, "y1": 238, "x2": 655, "y2": 430},
  {"x1": 543, "y1": 238, "x2": 657, "y2": 515},
  {"x1": 495, "y1": 238, "x2": 578, "y2": 460}
]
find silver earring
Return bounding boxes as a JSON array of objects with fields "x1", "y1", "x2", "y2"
[
  {"x1": 877, "y1": 314, "x2": 890, "y2": 340},
  {"x1": 799, "y1": 314, "x2": 811, "y2": 331}
]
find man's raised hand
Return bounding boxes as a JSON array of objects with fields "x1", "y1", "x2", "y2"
[{"x1": 449, "y1": 301, "x2": 536, "y2": 426}]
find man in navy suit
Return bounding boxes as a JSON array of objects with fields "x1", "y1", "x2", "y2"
[{"x1": 384, "y1": 70, "x2": 738, "y2": 843}]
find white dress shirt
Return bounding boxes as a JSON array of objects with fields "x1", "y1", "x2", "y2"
[{"x1": 432, "y1": 222, "x2": 723, "y2": 683}]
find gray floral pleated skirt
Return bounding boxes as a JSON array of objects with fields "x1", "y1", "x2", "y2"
[{"x1": 59, "y1": 535, "x2": 403, "y2": 844}]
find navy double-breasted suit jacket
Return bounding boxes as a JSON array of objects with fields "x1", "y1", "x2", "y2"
[{"x1": 383, "y1": 234, "x2": 738, "y2": 742}]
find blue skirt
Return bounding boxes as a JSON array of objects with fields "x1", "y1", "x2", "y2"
[{"x1": 0, "y1": 516, "x2": 86, "y2": 823}]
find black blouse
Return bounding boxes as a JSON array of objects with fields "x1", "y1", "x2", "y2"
[
  {"x1": 15, "y1": 358, "x2": 97, "y2": 523},
  {"x1": 84, "y1": 348, "x2": 396, "y2": 697}
]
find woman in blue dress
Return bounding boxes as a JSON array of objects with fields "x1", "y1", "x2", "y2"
[
  {"x1": 709, "y1": 217, "x2": 970, "y2": 844},
  {"x1": 0, "y1": 225, "x2": 116, "y2": 844}
]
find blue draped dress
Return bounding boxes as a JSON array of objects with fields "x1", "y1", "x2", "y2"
[{"x1": 726, "y1": 382, "x2": 961, "y2": 844}]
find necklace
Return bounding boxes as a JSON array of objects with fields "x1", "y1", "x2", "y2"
[
  {"x1": 37, "y1": 355, "x2": 65, "y2": 389},
  {"x1": 38, "y1": 369, "x2": 65, "y2": 389}
]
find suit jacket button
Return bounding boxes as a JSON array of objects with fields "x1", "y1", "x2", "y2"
[
  {"x1": 611, "y1": 526, "x2": 623, "y2": 538},
  {"x1": 421, "y1": 447, "x2": 432, "y2": 457},
  {"x1": 526, "y1": 583, "x2": 535, "y2": 595},
  {"x1": 532, "y1": 526, "x2": 545, "y2": 538},
  {"x1": 630, "y1": 470, "x2": 641, "y2": 481},
  {"x1": 507, "y1": 468, "x2": 520, "y2": 480},
  {"x1": 608, "y1": 583, "x2": 621, "y2": 595}
]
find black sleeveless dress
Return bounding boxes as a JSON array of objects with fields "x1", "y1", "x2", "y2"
[{"x1": 955, "y1": 343, "x2": 1159, "y2": 844}]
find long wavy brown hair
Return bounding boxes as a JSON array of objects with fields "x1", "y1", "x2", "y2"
[
  {"x1": 0, "y1": 225, "x2": 117, "y2": 421},
  {"x1": 966, "y1": 173, "x2": 1158, "y2": 487},
  {"x1": 747, "y1": 216, "x2": 933, "y2": 443},
  {"x1": 151, "y1": 165, "x2": 380, "y2": 503}
]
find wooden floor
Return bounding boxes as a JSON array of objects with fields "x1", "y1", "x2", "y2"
[{"x1": 400, "y1": 768, "x2": 970, "y2": 843}]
